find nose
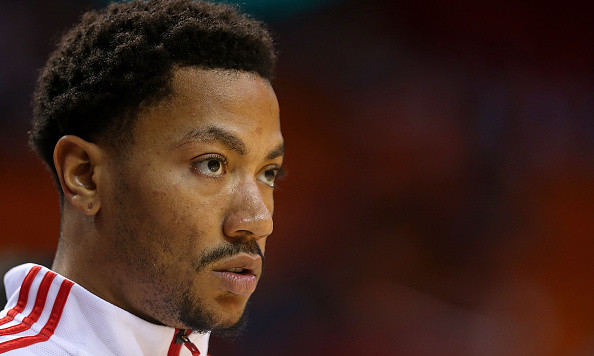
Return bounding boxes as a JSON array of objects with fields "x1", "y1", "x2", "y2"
[{"x1": 223, "y1": 178, "x2": 273, "y2": 241}]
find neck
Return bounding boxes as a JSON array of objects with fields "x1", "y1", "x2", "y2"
[{"x1": 52, "y1": 207, "x2": 120, "y2": 312}]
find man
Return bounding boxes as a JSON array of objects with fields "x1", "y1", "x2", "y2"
[{"x1": 0, "y1": 0, "x2": 284, "y2": 354}]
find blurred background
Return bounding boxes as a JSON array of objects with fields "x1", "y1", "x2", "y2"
[{"x1": 1, "y1": 0, "x2": 594, "y2": 355}]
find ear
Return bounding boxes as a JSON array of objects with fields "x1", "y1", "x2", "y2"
[{"x1": 53, "y1": 135, "x2": 106, "y2": 216}]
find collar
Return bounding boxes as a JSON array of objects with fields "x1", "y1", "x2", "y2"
[{"x1": 2, "y1": 264, "x2": 210, "y2": 355}]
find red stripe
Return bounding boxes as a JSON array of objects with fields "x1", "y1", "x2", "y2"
[
  {"x1": 167, "y1": 329, "x2": 203, "y2": 356},
  {"x1": 0, "y1": 266, "x2": 41, "y2": 326},
  {"x1": 167, "y1": 329, "x2": 182, "y2": 356},
  {"x1": 184, "y1": 340, "x2": 201, "y2": 356},
  {"x1": 0, "y1": 271, "x2": 56, "y2": 336},
  {"x1": 0, "y1": 279, "x2": 73, "y2": 353}
]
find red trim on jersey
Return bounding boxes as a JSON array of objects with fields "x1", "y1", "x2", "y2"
[
  {"x1": 0, "y1": 279, "x2": 73, "y2": 353},
  {"x1": 167, "y1": 329, "x2": 183, "y2": 356},
  {"x1": 168, "y1": 329, "x2": 205, "y2": 356},
  {"x1": 0, "y1": 271, "x2": 56, "y2": 335},
  {"x1": 184, "y1": 339, "x2": 202, "y2": 355},
  {"x1": 0, "y1": 266, "x2": 41, "y2": 326}
]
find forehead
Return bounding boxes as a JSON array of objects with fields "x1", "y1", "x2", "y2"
[{"x1": 131, "y1": 67, "x2": 282, "y2": 150}]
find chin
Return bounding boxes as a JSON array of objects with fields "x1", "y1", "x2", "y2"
[
  {"x1": 179, "y1": 293, "x2": 250, "y2": 334},
  {"x1": 210, "y1": 298, "x2": 249, "y2": 327},
  {"x1": 210, "y1": 308, "x2": 250, "y2": 339}
]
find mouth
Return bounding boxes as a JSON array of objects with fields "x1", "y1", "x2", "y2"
[{"x1": 211, "y1": 253, "x2": 262, "y2": 295}]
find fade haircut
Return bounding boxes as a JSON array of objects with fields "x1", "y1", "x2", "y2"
[{"x1": 29, "y1": 0, "x2": 276, "y2": 196}]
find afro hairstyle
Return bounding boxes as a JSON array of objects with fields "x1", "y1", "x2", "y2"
[{"x1": 30, "y1": 0, "x2": 277, "y2": 196}]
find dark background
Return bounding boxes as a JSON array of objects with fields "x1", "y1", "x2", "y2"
[{"x1": 1, "y1": 1, "x2": 594, "y2": 355}]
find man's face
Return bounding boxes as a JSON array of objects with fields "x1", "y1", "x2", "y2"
[{"x1": 98, "y1": 67, "x2": 283, "y2": 332}]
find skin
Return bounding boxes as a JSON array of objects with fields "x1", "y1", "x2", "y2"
[{"x1": 51, "y1": 67, "x2": 284, "y2": 331}]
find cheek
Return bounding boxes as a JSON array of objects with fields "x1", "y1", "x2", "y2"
[
  {"x1": 147, "y1": 190, "x2": 215, "y2": 236},
  {"x1": 143, "y1": 183, "x2": 225, "y2": 250},
  {"x1": 112, "y1": 163, "x2": 229, "y2": 254}
]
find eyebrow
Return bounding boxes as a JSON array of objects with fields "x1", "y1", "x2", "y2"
[
  {"x1": 176, "y1": 126, "x2": 247, "y2": 155},
  {"x1": 176, "y1": 126, "x2": 285, "y2": 161},
  {"x1": 266, "y1": 143, "x2": 284, "y2": 160}
]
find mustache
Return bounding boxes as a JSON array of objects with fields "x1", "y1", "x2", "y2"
[{"x1": 193, "y1": 239, "x2": 265, "y2": 272}]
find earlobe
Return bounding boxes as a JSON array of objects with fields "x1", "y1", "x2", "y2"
[{"x1": 53, "y1": 135, "x2": 104, "y2": 216}]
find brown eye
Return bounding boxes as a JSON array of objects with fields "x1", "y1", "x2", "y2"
[
  {"x1": 207, "y1": 160, "x2": 221, "y2": 172},
  {"x1": 257, "y1": 169, "x2": 277, "y2": 187},
  {"x1": 197, "y1": 158, "x2": 225, "y2": 177}
]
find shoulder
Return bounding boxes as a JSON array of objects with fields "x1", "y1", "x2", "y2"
[{"x1": 0, "y1": 264, "x2": 78, "y2": 355}]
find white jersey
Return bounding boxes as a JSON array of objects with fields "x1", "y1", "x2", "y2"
[{"x1": 0, "y1": 264, "x2": 210, "y2": 355}]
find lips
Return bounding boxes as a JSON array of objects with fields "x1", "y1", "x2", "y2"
[{"x1": 211, "y1": 253, "x2": 262, "y2": 295}]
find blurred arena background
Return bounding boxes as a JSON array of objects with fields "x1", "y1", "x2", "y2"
[{"x1": 1, "y1": 0, "x2": 594, "y2": 355}]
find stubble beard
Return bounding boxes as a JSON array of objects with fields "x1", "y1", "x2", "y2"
[
  {"x1": 178, "y1": 291, "x2": 250, "y2": 338},
  {"x1": 111, "y1": 170, "x2": 264, "y2": 336},
  {"x1": 180, "y1": 238, "x2": 264, "y2": 337}
]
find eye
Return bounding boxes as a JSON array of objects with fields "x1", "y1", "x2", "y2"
[
  {"x1": 257, "y1": 168, "x2": 279, "y2": 187},
  {"x1": 193, "y1": 155, "x2": 227, "y2": 177}
]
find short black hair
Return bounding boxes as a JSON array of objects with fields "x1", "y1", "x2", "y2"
[{"x1": 30, "y1": 0, "x2": 276, "y2": 194}]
